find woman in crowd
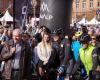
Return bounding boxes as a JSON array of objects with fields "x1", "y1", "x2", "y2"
[
  {"x1": 90, "y1": 35, "x2": 97, "y2": 47},
  {"x1": 37, "y1": 32, "x2": 57, "y2": 80}
]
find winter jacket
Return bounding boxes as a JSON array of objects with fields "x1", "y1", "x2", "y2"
[{"x1": 0, "y1": 40, "x2": 32, "y2": 80}]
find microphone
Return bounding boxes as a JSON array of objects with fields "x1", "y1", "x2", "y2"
[
  {"x1": 14, "y1": 43, "x2": 16, "y2": 47},
  {"x1": 12, "y1": 41, "x2": 16, "y2": 47}
]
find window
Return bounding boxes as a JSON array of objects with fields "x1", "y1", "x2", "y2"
[
  {"x1": 96, "y1": 10, "x2": 100, "y2": 19},
  {"x1": 76, "y1": 0, "x2": 80, "y2": 11},
  {"x1": 90, "y1": 0, "x2": 93, "y2": 9},
  {"x1": 82, "y1": 0, "x2": 86, "y2": 11},
  {"x1": 98, "y1": 0, "x2": 100, "y2": 8}
]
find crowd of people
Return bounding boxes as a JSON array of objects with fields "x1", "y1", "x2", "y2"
[{"x1": 0, "y1": 24, "x2": 100, "y2": 80}]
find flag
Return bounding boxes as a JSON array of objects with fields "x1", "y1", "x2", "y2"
[{"x1": 14, "y1": 0, "x2": 31, "y2": 30}]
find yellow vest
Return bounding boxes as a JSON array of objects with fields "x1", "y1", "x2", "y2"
[
  {"x1": 79, "y1": 45, "x2": 94, "y2": 75},
  {"x1": 75, "y1": 31, "x2": 82, "y2": 37}
]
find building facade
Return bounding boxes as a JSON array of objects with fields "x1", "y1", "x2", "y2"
[
  {"x1": 72, "y1": 0, "x2": 100, "y2": 22},
  {"x1": 0, "y1": 0, "x2": 13, "y2": 16}
]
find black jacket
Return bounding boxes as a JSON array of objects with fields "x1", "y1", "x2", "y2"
[
  {"x1": 92, "y1": 43, "x2": 100, "y2": 71},
  {"x1": 52, "y1": 38, "x2": 73, "y2": 67}
]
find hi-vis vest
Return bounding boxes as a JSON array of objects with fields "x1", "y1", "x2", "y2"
[
  {"x1": 75, "y1": 31, "x2": 82, "y2": 37},
  {"x1": 79, "y1": 45, "x2": 94, "y2": 75}
]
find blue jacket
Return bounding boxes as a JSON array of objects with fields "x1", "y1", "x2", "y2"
[{"x1": 71, "y1": 40, "x2": 81, "y2": 61}]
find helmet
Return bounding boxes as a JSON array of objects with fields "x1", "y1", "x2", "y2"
[
  {"x1": 57, "y1": 66, "x2": 65, "y2": 74},
  {"x1": 80, "y1": 35, "x2": 90, "y2": 43},
  {"x1": 52, "y1": 28, "x2": 62, "y2": 36}
]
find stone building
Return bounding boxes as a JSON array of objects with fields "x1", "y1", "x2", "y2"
[{"x1": 72, "y1": 0, "x2": 100, "y2": 22}]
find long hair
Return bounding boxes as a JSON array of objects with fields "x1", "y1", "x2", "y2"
[
  {"x1": 42, "y1": 32, "x2": 50, "y2": 41},
  {"x1": 37, "y1": 32, "x2": 52, "y2": 61},
  {"x1": 41, "y1": 32, "x2": 52, "y2": 52}
]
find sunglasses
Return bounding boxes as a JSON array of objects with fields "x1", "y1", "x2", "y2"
[
  {"x1": 80, "y1": 41, "x2": 88, "y2": 44},
  {"x1": 92, "y1": 38, "x2": 96, "y2": 40}
]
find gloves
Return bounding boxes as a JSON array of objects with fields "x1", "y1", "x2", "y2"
[{"x1": 57, "y1": 66, "x2": 65, "y2": 74}]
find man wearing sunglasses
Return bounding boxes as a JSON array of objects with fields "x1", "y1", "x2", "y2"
[{"x1": 72, "y1": 35, "x2": 94, "y2": 80}]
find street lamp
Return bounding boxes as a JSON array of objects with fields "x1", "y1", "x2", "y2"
[
  {"x1": 75, "y1": 0, "x2": 77, "y2": 23},
  {"x1": 31, "y1": 0, "x2": 37, "y2": 18},
  {"x1": 31, "y1": 0, "x2": 37, "y2": 27}
]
